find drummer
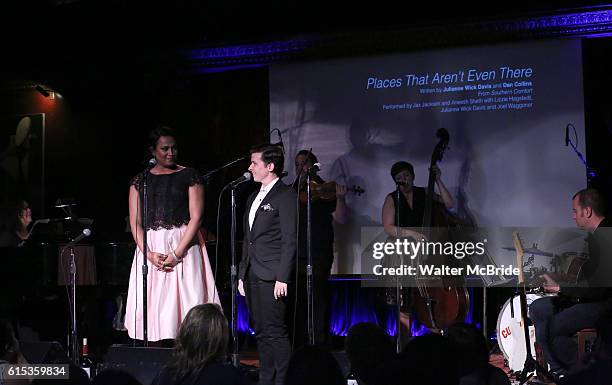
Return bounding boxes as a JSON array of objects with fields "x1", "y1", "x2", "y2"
[{"x1": 529, "y1": 188, "x2": 612, "y2": 381}]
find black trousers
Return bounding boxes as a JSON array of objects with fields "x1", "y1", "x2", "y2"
[
  {"x1": 530, "y1": 296, "x2": 611, "y2": 370},
  {"x1": 246, "y1": 269, "x2": 291, "y2": 385}
]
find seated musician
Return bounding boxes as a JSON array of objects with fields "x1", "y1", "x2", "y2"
[
  {"x1": 0, "y1": 199, "x2": 32, "y2": 247},
  {"x1": 530, "y1": 188, "x2": 612, "y2": 381}
]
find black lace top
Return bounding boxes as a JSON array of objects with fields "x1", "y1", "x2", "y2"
[{"x1": 131, "y1": 167, "x2": 202, "y2": 230}]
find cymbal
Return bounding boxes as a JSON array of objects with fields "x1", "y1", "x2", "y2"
[
  {"x1": 55, "y1": 198, "x2": 77, "y2": 208},
  {"x1": 502, "y1": 246, "x2": 555, "y2": 257}
]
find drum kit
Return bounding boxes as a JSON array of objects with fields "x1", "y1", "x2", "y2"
[
  {"x1": 495, "y1": 242, "x2": 587, "y2": 375},
  {"x1": 496, "y1": 292, "x2": 553, "y2": 372},
  {"x1": 501, "y1": 243, "x2": 559, "y2": 279}
]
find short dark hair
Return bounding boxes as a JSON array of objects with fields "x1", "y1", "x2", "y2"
[
  {"x1": 250, "y1": 144, "x2": 284, "y2": 176},
  {"x1": 296, "y1": 150, "x2": 319, "y2": 165},
  {"x1": 148, "y1": 126, "x2": 177, "y2": 151},
  {"x1": 166, "y1": 304, "x2": 228, "y2": 382},
  {"x1": 573, "y1": 188, "x2": 606, "y2": 217},
  {"x1": 390, "y1": 161, "x2": 414, "y2": 180}
]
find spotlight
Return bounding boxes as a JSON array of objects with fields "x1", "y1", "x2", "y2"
[{"x1": 35, "y1": 85, "x2": 50, "y2": 98}]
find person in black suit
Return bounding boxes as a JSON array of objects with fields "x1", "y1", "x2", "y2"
[{"x1": 238, "y1": 144, "x2": 297, "y2": 385}]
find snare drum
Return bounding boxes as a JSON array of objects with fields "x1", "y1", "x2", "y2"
[{"x1": 496, "y1": 293, "x2": 554, "y2": 372}]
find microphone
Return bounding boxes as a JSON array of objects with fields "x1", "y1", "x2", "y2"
[
  {"x1": 146, "y1": 158, "x2": 157, "y2": 170},
  {"x1": 66, "y1": 228, "x2": 92, "y2": 247},
  {"x1": 565, "y1": 124, "x2": 570, "y2": 147},
  {"x1": 229, "y1": 172, "x2": 252, "y2": 187},
  {"x1": 307, "y1": 163, "x2": 321, "y2": 173}
]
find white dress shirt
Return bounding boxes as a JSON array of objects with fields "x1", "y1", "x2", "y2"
[{"x1": 248, "y1": 177, "x2": 279, "y2": 230}]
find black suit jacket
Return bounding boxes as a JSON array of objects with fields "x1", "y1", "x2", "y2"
[
  {"x1": 239, "y1": 180, "x2": 297, "y2": 282},
  {"x1": 560, "y1": 217, "x2": 612, "y2": 303}
]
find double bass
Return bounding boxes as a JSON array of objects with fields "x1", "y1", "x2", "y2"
[{"x1": 411, "y1": 128, "x2": 470, "y2": 331}]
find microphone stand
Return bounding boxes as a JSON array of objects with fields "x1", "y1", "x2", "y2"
[
  {"x1": 140, "y1": 168, "x2": 151, "y2": 347},
  {"x1": 306, "y1": 169, "x2": 315, "y2": 345},
  {"x1": 394, "y1": 183, "x2": 403, "y2": 353},
  {"x1": 200, "y1": 156, "x2": 248, "y2": 359},
  {"x1": 68, "y1": 245, "x2": 78, "y2": 364},
  {"x1": 60, "y1": 234, "x2": 87, "y2": 364},
  {"x1": 201, "y1": 156, "x2": 248, "y2": 183},
  {"x1": 229, "y1": 184, "x2": 239, "y2": 367},
  {"x1": 221, "y1": 174, "x2": 251, "y2": 367},
  {"x1": 567, "y1": 139, "x2": 597, "y2": 182}
]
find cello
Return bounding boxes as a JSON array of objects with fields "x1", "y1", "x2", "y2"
[{"x1": 411, "y1": 128, "x2": 470, "y2": 331}]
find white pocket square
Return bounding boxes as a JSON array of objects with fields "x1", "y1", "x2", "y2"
[{"x1": 261, "y1": 203, "x2": 275, "y2": 212}]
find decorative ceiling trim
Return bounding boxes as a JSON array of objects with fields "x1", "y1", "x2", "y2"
[{"x1": 182, "y1": 6, "x2": 612, "y2": 73}]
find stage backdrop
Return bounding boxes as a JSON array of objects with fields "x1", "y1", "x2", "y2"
[{"x1": 270, "y1": 39, "x2": 586, "y2": 274}]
